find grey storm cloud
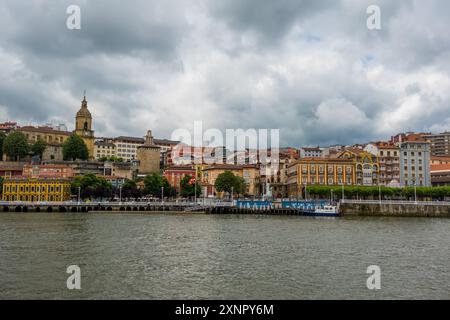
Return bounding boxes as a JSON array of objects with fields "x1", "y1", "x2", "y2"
[{"x1": 0, "y1": 0, "x2": 450, "y2": 147}]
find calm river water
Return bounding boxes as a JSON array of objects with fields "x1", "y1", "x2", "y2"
[{"x1": 0, "y1": 212, "x2": 449, "y2": 299}]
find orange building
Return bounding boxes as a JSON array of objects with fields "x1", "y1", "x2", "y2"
[
  {"x1": 287, "y1": 157, "x2": 356, "y2": 197},
  {"x1": 163, "y1": 166, "x2": 196, "y2": 193}
]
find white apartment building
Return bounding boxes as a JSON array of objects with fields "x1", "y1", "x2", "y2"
[
  {"x1": 94, "y1": 140, "x2": 116, "y2": 160},
  {"x1": 113, "y1": 136, "x2": 145, "y2": 162}
]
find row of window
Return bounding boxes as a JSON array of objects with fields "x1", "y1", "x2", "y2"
[
  {"x1": 4, "y1": 185, "x2": 67, "y2": 193},
  {"x1": 301, "y1": 176, "x2": 353, "y2": 185},
  {"x1": 301, "y1": 165, "x2": 353, "y2": 174},
  {"x1": 3, "y1": 195, "x2": 66, "y2": 201},
  {"x1": 379, "y1": 150, "x2": 399, "y2": 157},
  {"x1": 403, "y1": 166, "x2": 424, "y2": 172}
]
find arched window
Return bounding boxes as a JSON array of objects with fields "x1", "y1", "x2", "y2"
[{"x1": 84, "y1": 122, "x2": 89, "y2": 131}]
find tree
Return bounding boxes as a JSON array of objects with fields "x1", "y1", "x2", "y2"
[
  {"x1": 71, "y1": 173, "x2": 113, "y2": 200},
  {"x1": 120, "y1": 179, "x2": 142, "y2": 199},
  {"x1": 215, "y1": 171, "x2": 246, "y2": 197},
  {"x1": 180, "y1": 175, "x2": 201, "y2": 198},
  {"x1": 62, "y1": 134, "x2": 89, "y2": 161},
  {"x1": 143, "y1": 173, "x2": 163, "y2": 197},
  {"x1": 143, "y1": 173, "x2": 176, "y2": 198},
  {"x1": 0, "y1": 131, "x2": 6, "y2": 160},
  {"x1": 31, "y1": 137, "x2": 47, "y2": 158},
  {"x1": 3, "y1": 131, "x2": 30, "y2": 161},
  {"x1": 99, "y1": 156, "x2": 124, "y2": 163}
]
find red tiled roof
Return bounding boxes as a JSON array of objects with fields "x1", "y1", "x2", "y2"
[
  {"x1": 430, "y1": 164, "x2": 450, "y2": 172},
  {"x1": 431, "y1": 156, "x2": 450, "y2": 162},
  {"x1": 18, "y1": 126, "x2": 71, "y2": 136},
  {"x1": 404, "y1": 134, "x2": 428, "y2": 142}
]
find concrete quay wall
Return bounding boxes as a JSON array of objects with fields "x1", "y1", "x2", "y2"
[{"x1": 341, "y1": 202, "x2": 450, "y2": 218}]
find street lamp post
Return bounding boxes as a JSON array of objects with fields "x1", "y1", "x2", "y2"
[
  {"x1": 341, "y1": 183, "x2": 344, "y2": 202},
  {"x1": 331, "y1": 189, "x2": 334, "y2": 203},
  {"x1": 77, "y1": 187, "x2": 81, "y2": 205},
  {"x1": 414, "y1": 180, "x2": 417, "y2": 204},
  {"x1": 231, "y1": 186, "x2": 234, "y2": 204},
  {"x1": 379, "y1": 184, "x2": 382, "y2": 204},
  {"x1": 304, "y1": 181, "x2": 307, "y2": 201},
  {"x1": 161, "y1": 186, "x2": 164, "y2": 204},
  {"x1": 194, "y1": 179, "x2": 197, "y2": 205},
  {"x1": 119, "y1": 186, "x2": 122, "y2": 205}
]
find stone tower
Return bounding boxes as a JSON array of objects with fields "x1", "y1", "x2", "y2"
[
  {"x1": 137, "y1": 130, "x2": 161, "y2": 175},
  {"x1": 74, "y1": 94, "x2": 95, "y2": 159}
]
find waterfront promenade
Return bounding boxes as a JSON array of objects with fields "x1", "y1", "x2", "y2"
[{"x1": 1, "y1": 199, "x2": 450, "y2": 217}]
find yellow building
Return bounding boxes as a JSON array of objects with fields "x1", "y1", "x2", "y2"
[
  {"x1": 2, "y1": 178, "x2": 71, "y2": 202},
  {"x1": 74, "y1": 95, "x2": 95, "y2": 159},
  {"x1": 336, "y1": 148, "x2": 380, "y2": 186},
  {"x1": 18, "y1": 126, "x2": 71, "y2": 145},
  {"x1": 201, "y1": 164, "x2": 260, "y2": 197},
  {"x1": 287, "y1": 158, "x2": 356, "y2": 198}
]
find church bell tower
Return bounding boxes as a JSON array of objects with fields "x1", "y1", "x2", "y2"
[{"x1": 74, "y1": 93, "x2": 95, "y2": 159}]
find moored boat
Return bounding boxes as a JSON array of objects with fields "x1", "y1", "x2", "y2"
[{"x1": 300, "y1": 204, "x2": 341, "y2": 217}]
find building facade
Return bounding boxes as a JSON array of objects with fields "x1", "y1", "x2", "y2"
[
  {"x1": 201, "y1": 164, "x2": 260, "y2": 198},
  {"x1": 103, "y1": 161, "x2": 137, "y2": 180},
  {"x1": 0, "y1": 121, "x2": 18, "y2": 134},
  {"x1": 17, "y1": 126, "x2": 70, "y2": 161},
  {"x1": 113, "y1": 136, "x2": 145, "y2": 161},
  {"x1": 299, "y1": 147, "x2": 323, "y2": 158},
  {"x1": 364, "y1": 142, "x2": 400, "y2": 186},
  {"x1": 337, "y1": 149, "x2": 379, "y2": 186},
  {"x1": 423, "y1": 132, "x2": 450, "y2": 156},
  {"x1": 22, "y1": 164, "x2": 74, "y2": 179},
  {"x1": 430, "y1": 164, "x2": 450, "y2": 186},
  {"x1": 154, "y1": 138, "x2": 180, "y2": 168},
  {"x1": 398, "y1": 135, "x2": 431, "y2": 186},
  {"x1": 94, "y1": 139, "x2": 116, "y2": 160},
  {"x1": 2, "y1": 178, "x2": 71, "y2": 202},
  {"x1": 430, "y1": 156, "x2": 450, "y2": 165},
  {"x1": 163, "y1": 166, "x2": 196, "y2": 194},
  {"x1": 287, "y1": 158, "x2": 356, "y2": 198},
  {"x1": 0, "y1": 162, "x2": 25, "y2": 178},
  {"x1": 136, "y1": 130, "x2": 161, "y2": 175}
]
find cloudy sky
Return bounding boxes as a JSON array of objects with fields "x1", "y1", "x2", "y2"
[{"x1": 0, "y1": 0, "x2": 449, "y2": 147}]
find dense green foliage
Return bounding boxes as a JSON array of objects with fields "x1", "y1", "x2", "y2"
[
  {"x1": 143, "y1": 173, "x2": 176, "y2": 198},
  {"x1": 180, "y1": 175, "x2": 201, "y2": 198},
  {"x1": 119, "y1": 179, "x2": 142, "y2": 199},
  {"x1": 71, "y1": 174, "x2": 112, "y2": 200},
  {"x1": 62, "y1": 134, "x2": 89, "y2": 161},
  {"x1": 3, "y1": 131, "x2": 30, "y2": 161},
  {"x1": 99, "y1": 156, "x2": 124, "y2": 163},
  {"x1": 305, "y1": 185, "x2": 450, "y2": 200},
  {"x1": 0, "y1": 131, "x2": 6, "y2": 159},
  {"x1": 214, "y1": 171, "x2": 246, "y2": 196},
  {"x1": 31, "y1": 137, "x2": 47, "y2": 158}
]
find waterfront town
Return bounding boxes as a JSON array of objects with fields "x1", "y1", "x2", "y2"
[{"x1": 1, "y1": 95, "x2": 450, "y2": 204}]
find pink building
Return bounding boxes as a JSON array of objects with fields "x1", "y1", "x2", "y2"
[{"x1": 22, "y1": 164, "x2": 74, "y2": 179}]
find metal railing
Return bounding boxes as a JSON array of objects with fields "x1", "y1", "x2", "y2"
[
  {"x1": 341, "y1": 199, "x2": 450, "y2": 206},
  {"x1": 0, "y1": 200, "x2": 235, "y2": 207}
]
